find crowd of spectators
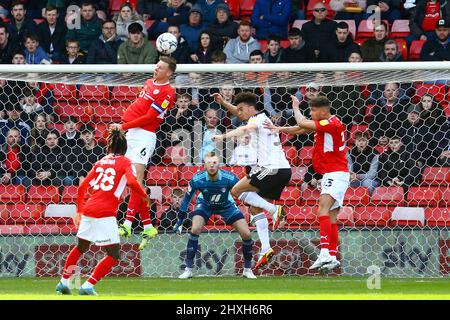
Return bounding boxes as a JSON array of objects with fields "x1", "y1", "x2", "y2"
[{"x1": 0, "y1": 1, "x2": 447, "y2": 230}]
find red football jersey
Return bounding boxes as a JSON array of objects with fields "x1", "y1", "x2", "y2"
[
  {"x1": 122, "y1": 78, "x2": 176, "y2": 132},
  {"x1": 312, "y1": 115, "x2": 349, "y2": 174},
  {"x1": 79, "y1": 154, "x2": 145, "y2": 219}
]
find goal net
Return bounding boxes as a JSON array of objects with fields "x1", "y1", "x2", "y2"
[{"x1": 0, "y1": 62, "x2": 448, "y2": 279}]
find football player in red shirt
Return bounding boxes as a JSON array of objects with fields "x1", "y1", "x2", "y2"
[
  {"x1": 264, "y1": 95, "x2": 349, "y2": 272},
  {"x1": 109, "y1": 56, "x2": 177, "y2": 250},
  {"x1": 56, "y1": 129, "x2": 149, "y2": 296}
]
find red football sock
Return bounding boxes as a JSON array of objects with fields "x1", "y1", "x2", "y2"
[
  {"x1": 125, "y1": 190, "x2": 141, "y2": 223},
  {"x1": 87, "y1": 255, "x2": 117, "y2": 286},
  {"x1": 138, "y1": 198, "x2": 152, "y2": 228},
  {"x1": 329, "y1": 223, "x2": 338, "y2": 257},
  {"x1": 62, "y1": 246, "x2": 82, "y2": 279},
  {"x1": 318, "y1": 216, "x2": 331, "y2": 250}
]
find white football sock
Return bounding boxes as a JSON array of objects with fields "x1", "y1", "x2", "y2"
[
  {"x1": 319, "y1": 248, "x2": 330, "y2": 256},
  {"x1": 239, "y1": 192, "x2": 277, "y2": 214},
  {"x1": 60, "y1": 277, "x2": 68, "y2": 286},
  {"x1": 81, "y1": 281, "x2": 94, "y2": 289},
  {"x1": 143, "y1": 224, "x2": 153, "y2": 231},
  {"x1": 253, "y1": 213, "x2": 270, "y2": 253}
]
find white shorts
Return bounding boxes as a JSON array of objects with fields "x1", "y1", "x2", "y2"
[
  {"x1": 125, "y1": 128, "x2": 157, "y2": 165},
  {"x1": 76, "y1": 216, "x2": 120, "y2": 246},
  {"x1": 321, "y1": 171, "x2": 350, "y2": 211}
]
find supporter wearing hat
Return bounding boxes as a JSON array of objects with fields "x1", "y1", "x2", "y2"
[
  {"x1": 180, "y1": 5, "x2": 206, "y2": 52},
  {"x1": 206, "y1": 3, "x2": 238, "y2": 50},
  {"x1": 420, "y1": 18, "x2": 450, "y2": 61},
  {"x1": 117, "y1": 22, "x2": 158, "y2": 64},
  {"x1": 196, "y1": 0, "x2": 225, "y2": 27}
]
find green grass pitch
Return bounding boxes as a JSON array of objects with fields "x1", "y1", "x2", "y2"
[{"x1": 0, "y1": 277, "x2": 448, "y2": 300}]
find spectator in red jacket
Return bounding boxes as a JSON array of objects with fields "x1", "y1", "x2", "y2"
[{"x1": 0, "y1": 127, "x2": 32, "y2": 186}]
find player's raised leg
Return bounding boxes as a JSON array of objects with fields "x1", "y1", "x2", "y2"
[
  {"x1": 56, "y1": 238, "x2": 90, "y2": 295},
  {"x1": 179, "y1": 214, "x2": 207, "y2": 279},
  {"x1": 232, "y1": 218, "x2": 256, "y2": 279},
  {"x1": 79, "y1": 244, "x2": 120, "y2": 295}
]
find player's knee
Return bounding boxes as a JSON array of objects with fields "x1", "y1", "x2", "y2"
[
  {"x1": 240, "y1": 230, "x2": 251, "y2": 241},
  {"x1": 249, "y1": 206, "x2": 263, "y2": 215},
  {"x1": 317, "y1": 207, "x2": 330, "y2": 217},
  {"x1": 231, "y1": 187, "x2": 241, "y2": 199},
  {"x1": 106, "y1": 245, "x2": 120, "y2": 261},
  {"x1": 190, "y1": 224, "x2": 202, "y2": 235},
  {"x1": 77, "y1": 239, "x2": 90, "y2": 253}
]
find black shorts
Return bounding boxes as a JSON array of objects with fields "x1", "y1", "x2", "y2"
[{"x1": 248, "y1": 167, "x2": 292, "y2": 200}]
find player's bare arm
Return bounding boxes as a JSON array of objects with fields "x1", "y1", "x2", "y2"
[
  {"x1": 211, "y1": 93, "x2": 240, "y2": 118},
  {"x1": 74, "y1": 166, "x2": 97, "y2": 227},
  {"x1": 212, "y1": 123, "x2": 258, "y2": 141},
  {"x1": 291, "y1": 95, "x2": 317, "y2": 131},
  {"x1": 263, "y1": 120, "x2": 307, "y2": 135}
]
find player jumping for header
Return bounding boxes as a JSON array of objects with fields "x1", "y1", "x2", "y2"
[
  {"x1": 109, "y1": 56, "x2": 177, "y2": 250},
  {"x1": 56, "y1": 129, "x2": 150, "y2": 295},
  {"x1": 175, "y1": 152, "x2": 256, "y2": 279},
  {"x1": 211, "y1": 92, "x2": 291, "y2": 270},
  {"x1": 264, "y1": 95, "x2": 349, "y2": 272}
]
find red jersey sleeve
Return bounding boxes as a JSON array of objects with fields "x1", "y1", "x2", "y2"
[
  {"x1": 76, "y1": 163, "x2": 98, "y2": 214},
  {"x1": 314, "y1": 119, "x2": 339, "y2": 134}
]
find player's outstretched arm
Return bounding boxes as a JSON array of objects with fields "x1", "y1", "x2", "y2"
[
  {"x1": 108, "y1": 102, "x2": 166, "y2": 132},
  {"x1": 291, "y1": 95, "x2": 317, "y2": 131},
  {"x1": 174, "y1": 181, "x2": 197, "y2": 234},
  {"x1": 212, "y1": 123, "x2": 258, "y2": 141},
  {"x1": 263, "y1": 120, "x2": 307, "y2": 135},
  {"x1": 211, "y1": 93, "x2": 240, "y2": 118}
]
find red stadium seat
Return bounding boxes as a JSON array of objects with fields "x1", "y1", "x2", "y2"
[
  {"x1": 353, "y1": 206, "x2": 392, "y2": 226},
  {"x1": 337, "y1": 206, "x2": 354, "y2": 226},
  {"x1": 390, "y1": 20, "x2": 410, "y2": 38},
  {"x1": 78, "y1": 85, "x2": 110, "y2": 102},
  {"x1": 292, "y1": 19, "x2": 308, "y2": 30},
  {"x1": 161, "y1": 186, "x2": 187, "y2": 203},
  {"x1": 27, "y1": 186, "x2": 60, "y2": 204},
  {"x1": 414, "y1": 83, "x2": 447, "y2": 103},
  {"x1": 283, "y1": 146, "x2": 298, "y2": 166},
  {"x1": 0, "y1": 225, "x2": 26, "y2": 235},
  {"x1": 92, "y1": 103, "x2": 125, "y2": 122},
  {"x1": 371, "y1": 187, "x2": 405, "y2": 206},
  {"x1": 335, "y1": 20, "x2": 357, "y2": 39},
  {"x1": 344, "y1": 187, "x2": 370, "y2": 206},
  {"x1": 34, "y1": 18, "x2": 45, "y2": 25},
  {"x1": 285, "y1": 205, "x2": 319, "y2": 228},
  {"x1": 162, "y1": 146, "x2": 188, "y2": 165},
  {"x1": 146, "y1": 166, "x2": 179, "y2": 186},
  {"x1": 277, "y1": 186, "x2": 301, "y2": 205},
  {"x1": 441, "y1": 187, "x2": 450, "y2": 207},
  {"x1": 298, "y1": 146, "x2": 314, "y2": 165},
  {"x1": 53, "y1": 83, "x2": 77, "y2": 102},
  {"x1": 25, "y1": 224, "x2": 61, "y2": 235},
  {"x1": 291, "y1": 166, "x2": 308, "y2": 185},
  {"x1": 393, "y1": 38, "x2": 408, "y2": 61},
  {"x1": 4, "y1": 203, "x2": 44, "y2": 224},
  {"x1": 357, "y1": 19, "x2": 389, "y2": 39},
  {"x1": 61, "y1": 186, "x2": 78, "y2": 203},
  {"x1": 422, "y1": 167, "x2": 449, "y2": 186},
  {"x1": 156, "y1": 204, "x2": 171, "y2": 220},
  {"x1": 179, "y1": 166, "x2": 204, "y2": 186},
  {"x1": 0, "y1": 185, "x2": 26, "y2": 203},
  {"x1": 240, "y1": 0, "x2": 256, "y2": 19},
  {"x1": 306, "y1": 0, "x2": 335, "y2": 19},
  {"x1": 409, "y1": 40, "x2": 426, "y2": 61},
  {"x1": 425, "y1": 208, "x2": 450, "y2": 226},
  {"x1": 348, "y1": 124, "x2": 369, "y2": 145},
  {"x1": 57, "y1": 101, "x2": 92, "y2": 122},
  {"x1": 224, "y1": 0, "x2": 240, "y2": 19},
  {"x1": 111, "y1": 85, "x2": 140, "y2": 101},
  {"x1": 354, "y1": 38, "x2": 366, "y2": 46},
  {"x1": 406, "y1": 186, "x2": 442, "y2": 207},
  {"x1": 280, "y1": 40, "x2": 290, "y2": 48},
  {"x1": 301, "y1": 187, "x2": 321, "y2": 205},
  {"x1": 223, "y1": 166, "x2": 247, "y2": 179}
]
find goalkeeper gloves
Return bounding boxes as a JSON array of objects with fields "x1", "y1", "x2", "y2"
[{"x1": 173, "y1": 210, "x2": 187, "y2": 235}]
